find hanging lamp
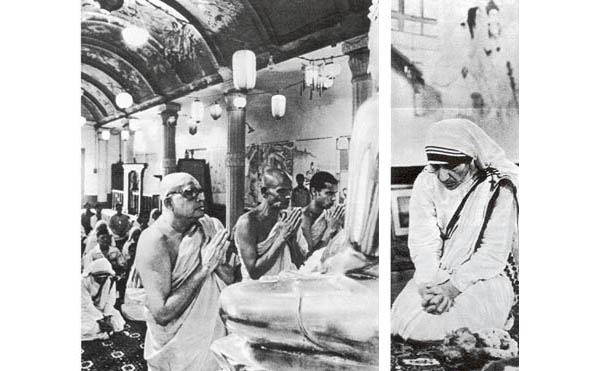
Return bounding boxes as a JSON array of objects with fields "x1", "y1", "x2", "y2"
[
  {"x1": 271, "y1": 93, "x2": 286, "y2": 120},
  {"x1": 209, "y1": 101, "x2": 222, "y2": 120},
  {"x1": 232, "y1": 50, "x2": 256, "y2": 90}
]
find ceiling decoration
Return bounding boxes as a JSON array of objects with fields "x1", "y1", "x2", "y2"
[{"x1": 81, "y1": 0, "x2": 370, "y2": 126}]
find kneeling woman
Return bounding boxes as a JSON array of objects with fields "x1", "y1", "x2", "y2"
[
  {"x1": 391, "y1": 119, "x2": 518, "y2": 342},
  {"x1": 81, "y1": 258, "x2": 125, "y2": 341}
]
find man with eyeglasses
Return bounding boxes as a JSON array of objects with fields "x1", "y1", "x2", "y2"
[
  {"x1": 234, "y1": 168, "x2": 304, "y2": 280},
  {"x1": 135, "y1": 172, "x2": 233, "y2": 371}
]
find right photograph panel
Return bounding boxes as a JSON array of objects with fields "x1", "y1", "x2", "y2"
[{"x1": 390, "y1": 1, "x2": 519, "y2": 370}]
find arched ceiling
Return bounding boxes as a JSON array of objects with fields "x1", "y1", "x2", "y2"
[{"x1": 81, "y1": 0, "x2": 370, "y2": 126}]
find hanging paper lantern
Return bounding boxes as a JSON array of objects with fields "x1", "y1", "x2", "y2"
[
  {"x1": 121, "y1": 128, "x2": 130, "y2": 141},
  {"x1": 324, "y1": 62, "x2": 341, "y2": 77},
  {"x1": 271, "y1": 93, "x2": 286, "y2": 120},
  {"x1": 129, "y1": 118, "x2": 141, "y2": 131},
  {"x1": 122, "y1": 26, "x2": 149, "y2": 48},
  {"x1": 100, "y1": 129, "x2": 110, "y2": 141},
  {"x1": 191, "y1": 99, "x2": 204, "y2": 123},
  {"x1": 115, "y1": 92, "x2": 134, "y2": 109},
  {"x1": 188, "y1": 124, "x2": 198, "y2": 135},
  {"x1": 233, "y1": 96, "x2": 247, "y2": 109},
  {"x1": 209, "y1": 101, "x2": 222, "y2": 120},
  {"x1": 304, "y1": 64, "x2": 319, "y2": 88},
  {"x1": 232, "y1": 50, "x2": 256, "y2": 90}
]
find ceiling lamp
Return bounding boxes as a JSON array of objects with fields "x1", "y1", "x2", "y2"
[
  {"x1": 188, "y1": 122, "x2": 198, "y2": 135},
  {"x1": 100, "y1": 129, "x2": 111, "y2": 141},
  {"x1": 122, "y1": 26, "x2": 150, "y2": 48},
  {"x1": 232, "y1": 50, "x2": 256, "y2": 90},
  {"x1": 304, "y1": 64, "x2": 319, "y2": 89},
  {"x1": 191, "y1": 99, "x2": 204, "y2": 123},
  {"x1": 129, "y1": 118, "x2": 141, "y2": 131},
  {"x1": 271, "y1": 93, "x2": 286, "y2": 120},
  {"x1": 233, "y1": 96, "x2": 247, "y2": 109},
  {"x1": 115, "y1": 92, "x2": 134, "y2": 109},
  {"x1": 323, "y1": 62, "x2": 341, "y2": 77},
  {"x1": 121, "y1": 127, "x2": 130, "y2": 141},
  {"x1": 209, "y1": 101, "x2": 222, "y2": 120}
]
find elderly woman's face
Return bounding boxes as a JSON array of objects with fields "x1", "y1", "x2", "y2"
[{"x1": 431, "y1": 162, "x2": 472, "y2": 190}]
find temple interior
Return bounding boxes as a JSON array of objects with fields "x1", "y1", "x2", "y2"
[{"x1": 80, "y1": 0, "x2": 376, "y2": 370}]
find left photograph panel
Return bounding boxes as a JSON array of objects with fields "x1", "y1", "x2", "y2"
[{"x1": 80, "y1": 1, "x2": 379, "y2": 370}]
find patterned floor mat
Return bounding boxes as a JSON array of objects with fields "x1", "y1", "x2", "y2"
[{"x1": 81, "y1": 321, "x2": 147, "y2": 371}]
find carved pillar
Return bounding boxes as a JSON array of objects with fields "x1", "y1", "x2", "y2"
[
  {"x1": 225, "y1": 90, "x2": 247, "y2": 231},
  {"x1": 97, "y1": 133, "x2": 109, "y2": 203},
  {"x1": 160, "y1": 102, "x2": 180, "y2": 176},
  {"x1": 343, "y1": 34, "x2": 373, "y2": 124}
]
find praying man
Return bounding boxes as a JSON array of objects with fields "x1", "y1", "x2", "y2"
[{"x1": 136, "y1": 172, "x2": 233, "y2": 371}]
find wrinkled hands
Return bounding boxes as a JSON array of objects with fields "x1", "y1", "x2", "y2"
[
  {"x1": 97, "y1": 316, "x2": 114, "y2": 334},
  {"x1": 201, "y1": 229, "x2": 230, "y2": 273},
  {"x1": 418, "y1": 280, "x2": 461, "y2": 315},
  {"x1": 279, "y1": 208, "x2": 303, "y2": 241}
]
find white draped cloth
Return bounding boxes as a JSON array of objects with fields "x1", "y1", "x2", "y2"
[
  {"x1": 235, "y1": 222, "x2": 298, "y2": 281},
  {"x1": 81, "y1": 259, "x2": 125, "y2": 341},
  {"x1": 144, "y1": 216, "x2": 227, "y2": 371},
  {"x1": 391, "y1": 119, "x2": 518, "y2": 341}
]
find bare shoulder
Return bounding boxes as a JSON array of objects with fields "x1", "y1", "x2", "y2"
[
  {"x1": 234, "y1": 211, "x2": 258, "y2": 239},
  {"x1": 136, "y1": 226, "x2": 169, "y2": 269}
]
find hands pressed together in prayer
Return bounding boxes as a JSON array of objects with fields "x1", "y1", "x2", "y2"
[
  {"x1": 279, "y1": 208, "x2": 303, "y2": 242},
  {"x1": 97, "y1": 316, "x2": 114, "y2": 336},
  {"x1": 418, "y1": 280, "x2": 461, "y2": 315},
  {"x1": 201, "y1": 229, "x2": 230, "y2": 273},
  {"x1": 325, "y1": 204, "x2": 345, "y2": 235}
]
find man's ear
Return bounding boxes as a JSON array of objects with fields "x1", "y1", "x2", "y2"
[{"x1": 162, "y1": 198, "x2": 172, "y2": 210}]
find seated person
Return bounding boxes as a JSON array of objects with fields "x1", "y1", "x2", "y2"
[
  {"x1": 391, "y1": 119, "x2": 519, "y2": 342},
  {"x1": 234, "y1": 168, "x2": 304, "y2": 280},
  {"x1": 89, "y1": 204, "x2": 103, "y2": 230},
  {"x1": 82, "y1": 225, "x2": 127, "y2": 278},
  {"x1": 298, "y1": 171, "x2": 345, "y2": 258},
  {"x1": 81, "y1": 258, "x2": 125, "y2": 341},
  {"x1": 109, "y1": 203, "x2": 131, "y2": 250},
  {"x1": 81, "y1": 202, "x2": 94, "y2": 236}
]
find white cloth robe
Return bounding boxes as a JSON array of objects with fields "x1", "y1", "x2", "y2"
[
  {"x1": 143, "y1": 217, "x2": 227, "y2": 371},
  {"x1": 81, "y1": 275, "x2": 125, "y2": 341},
  {"x1": 234, "y1": 221, "x2": 299, "y2": 281},
  {"x1": 391, "y1": 171, "x2": 517, "y2": 341}
]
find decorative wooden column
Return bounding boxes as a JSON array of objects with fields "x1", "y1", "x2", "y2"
[
  {"x1": 343, "y1": 34, "x2": 373, "y2": 124},
  {"x1": 160, "y1": 102, "x2": 180, "y2": 176},
  {"x1": 225, "y1": 90, "x2": 247, "y2": 231},
  {"x1": 122, "y1": 163, "x2": 147, "y2": 215}
]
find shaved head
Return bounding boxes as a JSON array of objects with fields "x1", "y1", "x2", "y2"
[
  {"x1": 160, "y1": 172, "x2": 199, "y2": 200},
  {"x1": 262, "y1": 168, "x2": 292, "y2": 190}
]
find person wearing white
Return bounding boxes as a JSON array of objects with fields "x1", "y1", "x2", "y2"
[
  {"x1": 81, "y1": 258, "x2": 125, "y2": 341},
  {"x1": 136, "y1": 173, "x2": 233, "y2": 371},
  {"x1": 391, "y1": 118, "x2": 518, "y2": 342}
]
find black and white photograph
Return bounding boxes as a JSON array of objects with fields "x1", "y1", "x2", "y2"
[
  {"x1": 390, "y1": 1, "x2": 519, "y2": 370},
  {"x1": 79, "y1": 0, "x2": 379, "y2": 370}
]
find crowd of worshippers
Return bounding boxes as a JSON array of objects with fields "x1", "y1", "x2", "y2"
[{"x1": 80, "y1": 170, "x2": 346, "y2": 348}]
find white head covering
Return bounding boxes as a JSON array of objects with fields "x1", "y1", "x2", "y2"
[
  {"x1": 425, "y1": 118, "x2": 518, "y2": 186},
  {"x1": 83, "y1": 258, "x2": 115, "y2": 277}
]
